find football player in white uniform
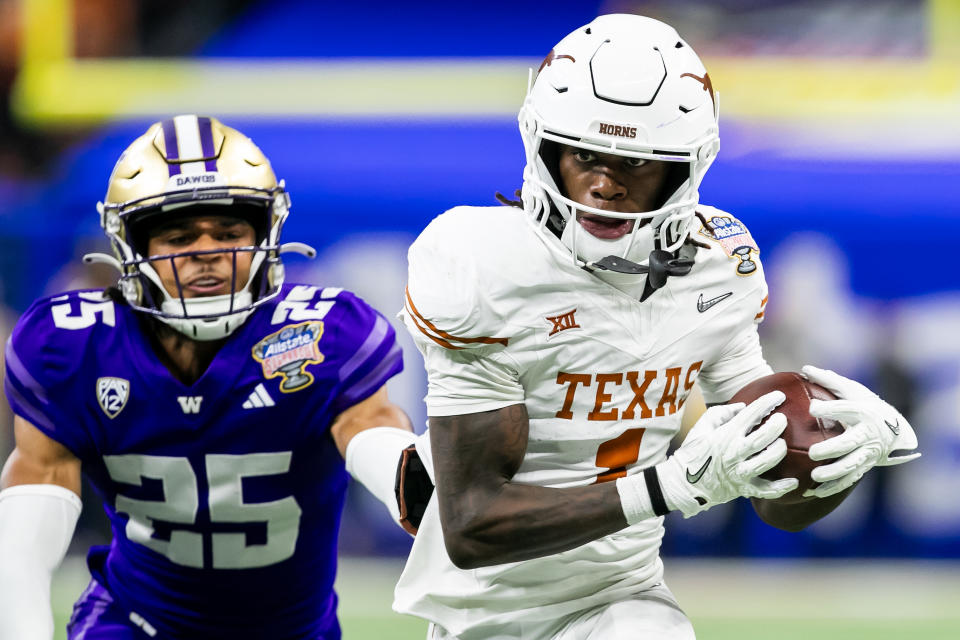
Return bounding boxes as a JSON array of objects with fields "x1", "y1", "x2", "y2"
[{"x1": 392, "y1": 14, "x2": 920, "y2": 640}]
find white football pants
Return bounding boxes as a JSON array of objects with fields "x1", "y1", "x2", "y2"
[{"x1": 426, "y1": 582, "x2": 695, "y2": 640}]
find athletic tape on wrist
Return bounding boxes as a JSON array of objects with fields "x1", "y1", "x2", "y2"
[
  {"x1": 644, "y1": 466, "x2": 671, "y2": 517},
  {"x1": 616, "y1": 466, "x2": 673, "y2": 525}
]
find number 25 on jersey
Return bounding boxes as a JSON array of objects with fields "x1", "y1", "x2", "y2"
[{"x1": 104, "y1": 452, "x2": 301, "y2": 569}]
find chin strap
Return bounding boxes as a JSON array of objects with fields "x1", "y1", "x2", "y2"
[{"x1": 587, "y1": 249, "x2": 694, "y2": 290}]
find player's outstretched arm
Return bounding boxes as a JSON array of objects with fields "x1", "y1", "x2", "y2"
[
  {"x1": 0, "y1": 416, "x2": 82, "y2": 640},
  {"x1": 332, "y1": 385, "x2": 416, "y2": 526},
  {"x1": 431, "y1": 393, "x2": 795, "y2": 570}
]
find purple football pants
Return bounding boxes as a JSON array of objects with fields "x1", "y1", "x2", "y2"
[{"x1": 67, "y1": 579, "x2": 152, "y2": 639}]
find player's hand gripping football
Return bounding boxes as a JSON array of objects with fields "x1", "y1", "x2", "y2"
[
  {"x1": 658, "y1": 392, "x2": 799, "y2": 518},
  {"x1": 800, "y1": 365, "x2": 920, "y2": 499}
]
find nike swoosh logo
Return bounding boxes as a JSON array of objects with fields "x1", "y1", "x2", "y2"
[
  {"x1": 885, "y1": 419, "x2": 900, "y2": 436},
  {"x1": 697, "y1": 292, "x2": 733, "y2": 313},
  {"x1": 686, "y1": 456, "x2": 712, "y2": 484}
]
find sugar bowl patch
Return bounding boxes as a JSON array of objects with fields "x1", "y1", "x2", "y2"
[
  {"x1": 699, "y1": 215, "x2": 759, "y2": 275},
  {"x1": 252, "y1": 321, "x2": 324, "y2": 392}
]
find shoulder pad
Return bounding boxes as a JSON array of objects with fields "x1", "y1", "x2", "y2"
[{"x1": 4, "y1": 290, "x2": 115, "y2": 457}]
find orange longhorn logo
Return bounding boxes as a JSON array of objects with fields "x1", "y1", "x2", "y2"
[
  {"x1": 539, "y1": 49, "x2": 576, "y2": 72},
  {"x1": 680, "y1": 71, "x2": 715, "y2": 108}
]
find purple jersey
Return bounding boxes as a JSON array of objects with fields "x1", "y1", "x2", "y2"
[{"x1": 4, "y1": 284, "x2": 403, "y2": 639}]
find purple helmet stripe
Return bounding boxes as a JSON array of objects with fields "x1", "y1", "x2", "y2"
[
  {"x1": 161, "y1": 118, "x2": 181, "y2": 176},
  {"x1": 197, "y1": 116, "x2": 218, "y2": 171}
]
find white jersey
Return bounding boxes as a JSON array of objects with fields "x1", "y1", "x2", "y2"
[{"x1": 395, "y1": 205, "x2": 771, "y2": 639}]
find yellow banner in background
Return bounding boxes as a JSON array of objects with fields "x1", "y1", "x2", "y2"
[{"x1": 10, "y1": 0, "x2": 960, "y2": 156}]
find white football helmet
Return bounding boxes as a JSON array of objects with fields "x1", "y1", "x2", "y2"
[
  {"x1": 86, "y1": 115, "x2": 314, "y2": 340},
  {"x1": 519, "y1": 14, "x2": 720, "y2": 281}
]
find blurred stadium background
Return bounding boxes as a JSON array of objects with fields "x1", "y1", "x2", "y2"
[{"x1": 1, "y1": 0, "x2": 959, "y2": 638}]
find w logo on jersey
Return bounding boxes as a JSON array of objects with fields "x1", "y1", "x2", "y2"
[
  {"x1": 97, "y1": 377, "x2": 130, "y2": 419},
  {"x1": 177, "y1": 396, "x2": 203, "y2": 414},
  {"x1": 545, "y1": 308, "x2": 581, "y2": 339}
]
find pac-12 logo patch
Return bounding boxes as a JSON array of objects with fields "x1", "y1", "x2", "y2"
[
  {"x1": 252, "y1": 321, "x2": 324, "y2": 392},
  {"x1": 97, "y1": 377, "x2": 130, "y2": 419}
]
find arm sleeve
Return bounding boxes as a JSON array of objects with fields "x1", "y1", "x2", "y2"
[{"x1": 0, "y1": 485, "x2": 82, "y2": 640}]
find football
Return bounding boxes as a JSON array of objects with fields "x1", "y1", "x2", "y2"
[{"x1": 730, "y1": 371, "x2": 844, "y2": 503}]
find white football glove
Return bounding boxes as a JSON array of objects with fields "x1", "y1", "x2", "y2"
[
  {"x1": 801, "y1": 365, "x2": 920, "y2": 499},
  {"x1": 658, "y1": 391, "x2": 799, "y2": 518}
]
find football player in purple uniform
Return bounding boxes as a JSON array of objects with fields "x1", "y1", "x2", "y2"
[{"x1": 0, "y1": 116, "x2": 416, "y2": 639}]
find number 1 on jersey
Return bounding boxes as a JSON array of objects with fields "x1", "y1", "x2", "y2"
[{"x1": 594, "y1": 428, "x2": 646, "y2": 483}]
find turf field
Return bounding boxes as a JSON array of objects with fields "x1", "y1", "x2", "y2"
[{"x1": 52, "y1": 556, "x2": 960, "y2": 639}]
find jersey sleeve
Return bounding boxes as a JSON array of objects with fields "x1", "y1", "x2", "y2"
[
  {"x1": 400, "y1": 208, "x2": 511, "y2": 354},
  {"x1": 417, "y1": 344, "x2": 524, "y2": 416},
  {"x1": 696, "y1": 322, "x2": 773, "y2": 404},
  {"x1": 693, "y1": 207, "x2": 774, "y2": 403},
  {"x1": 328, "y1": 290, "x2": 404, "y2": 416},
  {"x1": 697, "y1": 259, "x2": 773, "y2": 404},
  {"x1": 4, "y1": 296, "x2": 100, "y2": 459},
  {"x1": 399, "y1": 208, "x2": 524, "y2": 416}
]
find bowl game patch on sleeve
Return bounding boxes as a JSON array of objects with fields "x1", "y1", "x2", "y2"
[{"x1": 699, "y1": 214, "x2": 759, "y2": 258}]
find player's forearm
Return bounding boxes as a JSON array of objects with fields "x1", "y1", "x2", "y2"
[
  {"x1": 431, "y1": 405, "x2": 630, "y2": 569},
  {"x1": 439, "y1": 480, "x2": 628, "y2": 569}
]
